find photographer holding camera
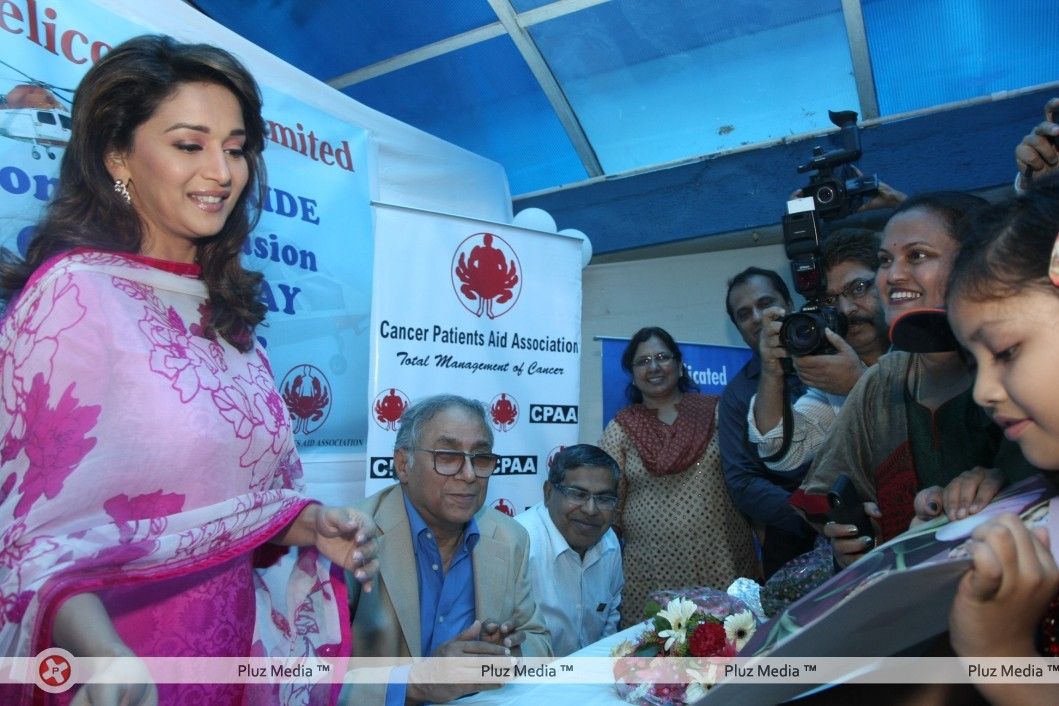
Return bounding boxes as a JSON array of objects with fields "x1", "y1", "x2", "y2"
[
  {"x1": 721, "y1": 111, "x2": 896, "y2": 578},
  {"x1": 748, "y1": 229, "x2": 889, "y2": 471},
  {"x1": 745, "y1": 111, "x2": 894, "y2": 472},
  {"x1": 721, "y1": 267, "x2": 816, "y2": 579}
]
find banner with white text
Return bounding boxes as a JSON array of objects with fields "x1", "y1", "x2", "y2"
[
  {"x1": 367, "y1": 204, "x2": 582, "y2": 514},
  {"x1": 0, "y1": 1, "x2": 373, "y2": 456}
]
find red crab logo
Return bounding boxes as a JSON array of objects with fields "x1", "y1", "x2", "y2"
[
  {"x1": 452, "y1": 232, "x2": 521, "y2": 319},
  {"x1": 280, "y1": 364, "x2": 332, "y2": 434},
  {"x1": 373, "y1": 387, "x2": 410, "y2": 431},
  {"x1": 547, "y1": 445, "x2": 567, "y2": 471},
  {"x1": 492, "y1": 498, "x2": 516, "y2": 517},
  {"x1": 489, "y1": 393, "x2": 519, "y2": 432}
]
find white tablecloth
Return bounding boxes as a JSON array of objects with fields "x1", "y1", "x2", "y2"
[{"x1": 448, "y1": 622, "x2": 650, "y2": 706}]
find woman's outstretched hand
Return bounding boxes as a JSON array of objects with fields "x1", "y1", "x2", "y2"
[{"x1": 313, "y1": 505, "x2": 380, "y2": 591}]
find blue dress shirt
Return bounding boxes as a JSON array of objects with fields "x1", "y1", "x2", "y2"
[{"x1": 386, "y1": 495, "x2": 480, "y2": 706}]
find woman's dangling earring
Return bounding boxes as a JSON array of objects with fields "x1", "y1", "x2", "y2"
[{"x1": 113, "y1": 179, "x2": 131, "y2": 206}]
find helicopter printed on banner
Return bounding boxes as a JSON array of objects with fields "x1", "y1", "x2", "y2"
[{"x1": 0, "y1": 59, "x2": 74, "y2": 161}]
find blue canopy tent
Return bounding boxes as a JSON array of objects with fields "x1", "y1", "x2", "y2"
[{"x1": 191, "y1": 0, "x2": 1059, "y2": 258}]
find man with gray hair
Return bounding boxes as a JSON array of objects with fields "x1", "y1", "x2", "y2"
[
  {"x1": 345, "y1": 394, "x2": 551, "y2": 706},
  {"x1": 515, "y1": 444, "x2": 623, "y2": 656}
]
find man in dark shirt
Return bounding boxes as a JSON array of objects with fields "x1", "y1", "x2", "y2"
[{"x1": 719, "y1": 267, "x2": 815, "y2": 578}]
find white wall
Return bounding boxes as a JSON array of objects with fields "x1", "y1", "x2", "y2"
[{"x1": 577, "y1": 242, "x2": 790, "y2": 443}]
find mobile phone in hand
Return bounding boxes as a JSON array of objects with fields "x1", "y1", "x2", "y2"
[{"x1": 827, "y1": 474, "x2": 876, "y2": 540}]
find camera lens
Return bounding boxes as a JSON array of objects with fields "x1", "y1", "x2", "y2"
[
  {"x1": 815, "y1": 185, "x2": 836, "y2": 205},
  {"x1": 790, "y1": 320, "x2": 818, "y2": 347},
  {"x1": 779, "y1": 312, "x2": 825, "y2": 356}
]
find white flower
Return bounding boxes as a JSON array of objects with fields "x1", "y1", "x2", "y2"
[
  {"x1": 656, "y1": 598, "x2": 698, "y2": 651},
  {"x1": 723, "y1": 610, "x2": 757, "y2": 651},
  {"x1": 656, "y1": 627, "x2": 684, "y2": 652},
  {"x1": 657, "y1": 597, "x2": 697, "y2": 629},
  {"x1": 628, "y1": 682, "x2": 651, "y2": 701},
  {"x1": 685, "y1": 664, "x2": 720, "y2": 700},
  {"x1": 685, "y1": 682, "x2": 709, "y2": 702}
]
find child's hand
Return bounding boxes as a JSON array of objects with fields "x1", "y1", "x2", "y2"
[
  {"x1": 911, "y1": 466, "x2": 1005, "y2": 526},
  {"x1": 950, "y1": 513, "x2": 1059, "y2": 658}
]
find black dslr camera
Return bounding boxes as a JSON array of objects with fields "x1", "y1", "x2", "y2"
[
  {"x1": 779, "y1": 110, "x2": 878, "y2": 356},
  {"x1": 778, "y1": 209, "x2": 848, "y2": 356}
]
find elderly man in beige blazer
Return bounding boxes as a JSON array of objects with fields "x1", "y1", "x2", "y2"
[{"x1": 343, "y1": 394, "x2": 550, "y2": 706}]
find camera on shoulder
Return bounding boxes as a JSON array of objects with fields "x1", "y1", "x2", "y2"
[{"x1": 779, "y1": 110, "x2": 878, "y2": 357}]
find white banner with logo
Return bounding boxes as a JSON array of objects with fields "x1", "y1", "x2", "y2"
[
  {"x1": 367, "y1": 203, "x2": 583, "y2": 514},
  {"x1": 0, "y1": 1, "x2": 374, "y2": 463}
]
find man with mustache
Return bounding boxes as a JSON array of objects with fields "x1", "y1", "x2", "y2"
[{"x1": 748, "y1": 230, "x2": 889, "y2": 472}]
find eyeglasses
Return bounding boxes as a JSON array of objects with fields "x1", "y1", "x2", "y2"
[
  {"x1": 631, "y1": 352, "x2": 675, "y2": 369},
  {"x1": 553, "y1": 484, "x2": 619, "y2": 510},
  {"x1": 415, "y1": 448, "x2": 499, "y2": 478},
  {"x1": 820, "y1": 278, "x2": 874, "y2": 307}
]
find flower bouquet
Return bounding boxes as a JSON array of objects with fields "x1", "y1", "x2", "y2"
[{"x1": 611, "y1": 594, "x2": 757, "y2": 706}]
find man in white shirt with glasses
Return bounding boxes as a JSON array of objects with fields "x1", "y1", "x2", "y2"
[{"x1": 516, "y1": 444, "x2": 623, "y2": 656}]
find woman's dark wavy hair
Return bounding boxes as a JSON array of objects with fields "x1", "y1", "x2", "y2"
[
  {"x1": 948, "y1": 174, "x2": 1059, "y2": 305},
  {"x1": 620, "y1": 326, "x2": 697, "y2": 404},
  {"x1": 0, "y1": 34, "x2": 267, "y2": 351}
]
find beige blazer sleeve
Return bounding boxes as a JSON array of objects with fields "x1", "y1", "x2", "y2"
[{"x1": 342, "y1": 486, "x2": 552, "y2": 705}]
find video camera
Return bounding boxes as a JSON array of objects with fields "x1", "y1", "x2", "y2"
[
  {"x1": 779, "y1": 110, "x2": 878, "y2": 356},
  {"x1": 797, "y1": 110, "x2": 880, "y2": 219}
]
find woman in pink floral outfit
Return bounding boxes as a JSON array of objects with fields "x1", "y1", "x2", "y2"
[{"x1": 0, "y1": 35, "x2": 377, "y2": 706}]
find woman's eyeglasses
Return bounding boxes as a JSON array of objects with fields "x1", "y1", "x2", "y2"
[
  {"x1": 415, "y1": 448, "x2": 499, "y2": 478},
  {"x1": 631, "y1": 352, "x2": 675, "y2": 369}
]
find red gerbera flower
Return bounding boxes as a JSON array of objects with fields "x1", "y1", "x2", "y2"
[{"x1": 688, "y1": 621, "x2": 731, "y2": 657}]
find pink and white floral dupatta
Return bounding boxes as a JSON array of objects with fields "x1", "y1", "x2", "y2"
[{"x1": 0, "y1": 250, "x2": 348, "y2": 705}]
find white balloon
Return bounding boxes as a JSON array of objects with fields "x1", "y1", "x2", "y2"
[
  {"x1": 512, "y1": 207, "x2": 557, "y2": 233},
  {"x1": 559, "y1": 228, "x2": 593, "y2": 268}
]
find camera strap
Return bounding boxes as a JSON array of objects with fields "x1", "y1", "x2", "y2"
[{"x1": 757, "y1": 361, "x2": 795, "y2": 464}]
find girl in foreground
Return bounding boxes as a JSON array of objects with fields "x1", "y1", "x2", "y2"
[{"x1": 946, "y1": 176, "x2": 1059, "y2": 704}]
